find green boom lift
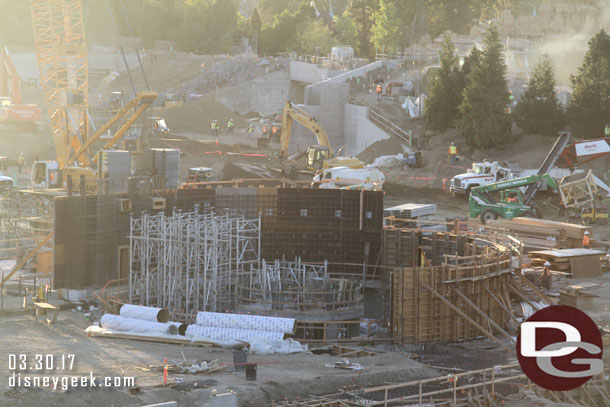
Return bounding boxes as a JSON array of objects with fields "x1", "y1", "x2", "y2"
[{"x1": 469, "y1": 173, "x2": 558, "y2": 224}]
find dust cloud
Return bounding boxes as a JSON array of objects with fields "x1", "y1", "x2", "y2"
[{"x1": 539, "y1": 1, "x2": 610, "y2": 85}]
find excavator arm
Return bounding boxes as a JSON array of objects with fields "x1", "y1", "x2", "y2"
[
  {"x1": 278, "y1": 101, "x2": 333, "y2": 158},
  {"x1": 0, "y1": 47, "x2": 21, "y2": 104}
]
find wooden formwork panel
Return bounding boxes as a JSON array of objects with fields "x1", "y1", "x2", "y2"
[{"x1": 389, "y1": 229, "x2": 512, "y2": 345}]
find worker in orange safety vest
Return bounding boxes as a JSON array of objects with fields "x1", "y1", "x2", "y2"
[
  {"x1": 583, "y1": 230, "x2": 590, "y2": 249},
  {"x1": 376, "y1": 83, "x2": 382, "y2": 102}
]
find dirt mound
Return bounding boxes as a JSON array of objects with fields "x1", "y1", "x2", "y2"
[
  {"x1": 162, "y1": 95, "x2": 247, "y2": 134},
  {"x1": 357, "y1": 137, "x2": 408, "y2": 164}
]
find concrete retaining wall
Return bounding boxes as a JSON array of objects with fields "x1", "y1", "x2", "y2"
[
  {"x1": 217, "y1": 70, "x2": 291, "y2": 116},
  {"x1": 343, "y1": 104, "x2": 390, "y2": 157}
]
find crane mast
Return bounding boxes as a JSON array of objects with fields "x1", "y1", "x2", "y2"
[{"x1": 30, "y1": 0, "x2": 90, "y2": 168}]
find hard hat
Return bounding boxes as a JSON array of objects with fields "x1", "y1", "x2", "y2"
[
  {"x1": 584, "y1": 231, "x2": 589, "y2": 235},
  {"x1": 544, "y1": 261, "x2": 551, "y2": 266},
  {"x1": 451, "y1": 142, "x2": 454, "y2": 145}
]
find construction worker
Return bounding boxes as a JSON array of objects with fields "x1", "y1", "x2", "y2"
[
  {"x1": 210, "y1": 120, "x2": 219, "y2": 138},
  {"x1": 540, "y1": 261, "x2": 552, "y2": 290},
  {"x1": 583, "y1": 230, "x2": 590, "y2": 249},
  {"x1": 448, "y1": 142, "x2": 458, "y2": 165},
  {"x1": 605, "y1": 123, "x2": 610, "y2": 137},
  {"x1": 558, "y1": 197, "x2": 566, "y2": 217},
  {"x1": 271, "y1": 124, "x2": 278, "y2": 139},
  {"x1": 247, "y1": 123, "x2": 254, "y2": 138},
  {"x1": 262, "y1": 123, "x2": 268, "y2": 137},
  {"x1": 227, "y1": 118, "x2": 234, "y2": 135},
  {"x1": 505, "y1": 192, "x2": 519, "y2": 203},
  {"x1": 375, "y1": 83, "x2": 382, "y2": 102},
  {"x1": 17, "y1": 153, "x2": 25, "y2": 173}
]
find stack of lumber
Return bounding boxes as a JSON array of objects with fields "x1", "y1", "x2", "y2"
[
  {"x1": 487, "y1": 217, "x2": 593, "y2": 249},
  {"x1": 384, "y1": 203, "x2": 437, "y2": 218},
  {"x1": 529, "y1": 248, "x2": 605, "y2": 278}
]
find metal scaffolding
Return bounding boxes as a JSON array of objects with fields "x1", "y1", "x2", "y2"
[
  {"x1": 129, "y1": 209, "x2": 260, "y2": 314},
  {"x1": 238, "y1": 258, "x2": 363, "y2": 314}
]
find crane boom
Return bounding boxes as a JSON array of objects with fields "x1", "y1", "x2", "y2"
[{"x1": 473, "y1": 173, "x2": 558, "y2": 195}]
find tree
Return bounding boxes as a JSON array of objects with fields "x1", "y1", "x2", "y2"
[
  {"x1": 347, "y1": 0, "x2": 377, "y2": 57},
  {"x1": 250, "y1": 7, "x2": 262, "y2": 36},
  {"x1": 458, "y1": 25, "x2": 511, "y2": 148},
  {"x1": 259, "y1": 3, "x2": 315, "y2": 55},
  {"x1": 569, "y1": 29, "x2": 610, "y2": 138},
  {"x1": 514, "y1": 56, "x2": 565, "y2": 136},
  {"x1": 371, "y1": 0, "x2": 401, "y2": 53},
  {"x1": 424, "y1": 36, "x2": 460, "y2": 130},
  {"x1": 335, "y1": 10, "x2": 359, "y2": 51},
  {"x1": 297, "y1": 20, "x2": 337, "y2": 55}
]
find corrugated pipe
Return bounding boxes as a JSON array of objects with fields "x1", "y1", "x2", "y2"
[
  {"x1": 186, "y1": 325, "x2": 285, "y2": 342},
  {"x1": 119, "y1": 304, "x2": 170, "y2": 323},
  {"x1": 101, "y1": 314, "x2": 186, "y2": 336},
  {"x1": 195, "y1": 311, "x2": 295, "y2": 334}
]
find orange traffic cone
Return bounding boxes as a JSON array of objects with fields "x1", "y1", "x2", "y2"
[{"x1": 215, "y1": 138, "x2": 219, "y2": 146}]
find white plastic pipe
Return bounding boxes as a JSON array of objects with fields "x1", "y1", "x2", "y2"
[
  {"x1": 119, "y1": 304, "x2": 170, "y2": 323},
  {"x1": 195, "y1": 311, "x2": 295, "y2": 334},
  {"x1": 186, "y1": 325, "x2": 284, "y2": 342},
  {"x1": 101, "y1": 314, "x2": 181, "y2": 335}
]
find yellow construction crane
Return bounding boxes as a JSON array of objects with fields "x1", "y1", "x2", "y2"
[
  {"x1": 277, "y1": 101, "x2": 364, "y2": 177},
  {"x1": 29, "y1": 0, "x2": 157, "y2": 191}
]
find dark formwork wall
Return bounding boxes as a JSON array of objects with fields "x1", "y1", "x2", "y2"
[{"x1": 54, "y1": 187, "x2": 383, "y2": 289}]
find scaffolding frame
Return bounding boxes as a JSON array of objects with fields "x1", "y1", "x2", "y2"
[{"x1": 129, "y1": 209, "x2": 260, "y2": 314}]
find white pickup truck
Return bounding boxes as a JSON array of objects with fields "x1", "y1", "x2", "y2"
[
  {"x1": 450, "y1": 161, "x2": 513, "y2": 196},
  {"x1": 450, "y1": 160, "x2": 579, "y2": 197}
]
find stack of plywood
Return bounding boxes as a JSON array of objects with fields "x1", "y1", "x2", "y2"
[
  {"x1": 487, "y1": 217, "x2": 593, "y2": 249},
  {"x1": 529, "y1": 248, "x2": 605, "y2": 278}
]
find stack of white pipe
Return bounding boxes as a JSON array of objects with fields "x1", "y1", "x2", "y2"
[
  {"x1": 187, "y1": 311, "x2": 295, "y2": 343},
  {"x1": 99, "y1": 305, "x2": 187, "y2": 336},
  {"x1": 195, "y1": 311, "x2": 295, "y2": 334}
]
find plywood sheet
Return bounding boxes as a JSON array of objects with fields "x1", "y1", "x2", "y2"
[{"x1": 570, "y1": 256, "x2": 602, "y2": 278}]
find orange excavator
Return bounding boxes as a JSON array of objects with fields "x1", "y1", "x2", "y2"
[{"x1": 0, "y1": 47, "x2": 42, "y2": 128}]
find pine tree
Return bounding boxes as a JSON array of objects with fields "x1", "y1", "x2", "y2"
[
  {"x1": 514, "y1": 56, "x2": 565, "y2": 136},
  {"x1": 371, "y1": 0, "x2": 401, "y2": 53},
  {"x1": 454, "y1": 47, "x2": 482, "y2": 123},
  {"x1": 569, "y1": 29, "x2": 610, "y2": 138},
  {"x1": 347, "y1": 0, "x2": 377, "y2": 57},
  {"x1": 424, "y1": 35, "x2": 460, "y2": 130},
  {"x1": 458, "y1": 25, "x2": 511, "y2": 148}
]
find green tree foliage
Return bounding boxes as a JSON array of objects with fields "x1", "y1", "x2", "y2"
[
  {"x1": 426, "y1": 0, "x2": 475, "y2": 38},
  {"x1": 454, "y1": 46, "x2": 482, "y2": 122},
  {"x1": 335, "y1": 11, "x2": 359, "y2": 50},
  {"x1": 424, "y1": 36, "x2": 460, "y2": 130},
  {"x1": 347, "y1": 0, "x2": 377, "y2": 57},
  {"x1": 458, "y1": 25, "x2": 511, "y2": 148},
  {"x1": 297, "y1": 20, "x2": 337, "y2": 55},
  {"x1": 514, "y1": 56, "x2": 564, "y2": 136},
  {"x1": 258, "y1": 3, "x2": 315, "y2": 55},
  {"x1": 250, "y1": 8, "x2": 262, "y2": 36},
  {"x1": 568, "y1": 29, "x2": 610, "y2": 138},
  {"x1": 371, "y1": 0, "x2": 401, "y2": 52}
]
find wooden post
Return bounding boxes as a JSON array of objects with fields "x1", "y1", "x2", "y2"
[{"x1": 18, "y1": 274, "x2": 21, "y2": 296}]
